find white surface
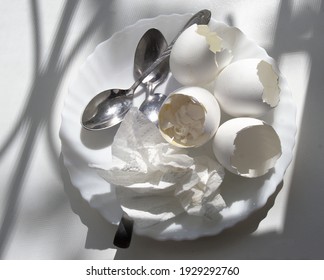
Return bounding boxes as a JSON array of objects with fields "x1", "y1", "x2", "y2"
[
  {"x1": 0, "y1": 0, "x2": 323, "y2": 259},
  {"x1": 59, "y1": 14, "x2": 296, "y2": 240}
]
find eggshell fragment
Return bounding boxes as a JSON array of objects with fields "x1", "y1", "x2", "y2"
[
  {"x1": 170, "y1": 24, "x2": 232, "y2": 86},
  {"x1": 214, "y1": 59, "x2": 280, "y2": 117},
  {"x1": 212, "y1": 118, "x2": 282, "y2": 178},
  {"x1": 158, "y1": 87, "x2": 221, "y2": 148}
]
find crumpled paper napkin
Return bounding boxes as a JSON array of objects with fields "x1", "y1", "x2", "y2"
[{"x1": 91, "y1": 108, "x2": 226, "y2": 229}]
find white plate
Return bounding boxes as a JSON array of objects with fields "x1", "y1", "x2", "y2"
[{"x1": 60, "y1": 14, "x2": 297, "y2": 240}]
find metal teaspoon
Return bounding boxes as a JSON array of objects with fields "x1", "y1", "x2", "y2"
[{"x1": 135, "y1": 28, "x2": 169, "y2": 125}]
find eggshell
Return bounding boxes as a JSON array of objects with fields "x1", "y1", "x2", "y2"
[
  {"x1": 158, "y1": 86, "x2": 221, "y2": 148},
  {"x1": 212, "y1": 118, "x2": 282, "y2": 178},
  {"x1": 170, "y1": 24, "x2": 231, "y2": 86},
  {"x1": 214, "y1": 59, "x2": 280, "y2": 117}
]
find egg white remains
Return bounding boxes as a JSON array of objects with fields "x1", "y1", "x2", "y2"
[
  {"x1": 170, "y1": 24, "x2": 232, "y2": 86},
  {"x1": 214, "y1": 59, "x2": 280, "y2": 117}
]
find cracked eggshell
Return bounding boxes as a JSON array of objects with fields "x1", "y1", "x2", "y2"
[
  {"x1": 214, "y1": 59, "x2": 280, "y2": 117},
  {"x1": 170, "y1": 24, "x2": 232, "y2": 86},
  {"x1": 158, "y1": 86, "x2": 221, "y2": 148},
  {"x1": 212, "y1": 118, "x2": 282, "y2": 178}
]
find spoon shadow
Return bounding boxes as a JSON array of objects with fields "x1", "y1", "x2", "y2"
[{"x1": 80, "y1": 123, "x2": 120, "y2": 150}]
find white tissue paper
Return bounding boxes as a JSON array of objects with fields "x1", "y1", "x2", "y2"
[{"x1": 91, "y1": 108, "x2": 226, "y2": 229}]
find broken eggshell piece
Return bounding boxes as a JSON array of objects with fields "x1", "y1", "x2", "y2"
[
  {"x1": 212, "y1": 118, "x2": 282, "y2": 178},
  {"x1": 158, "y1": 86, "x2": 221, "y2": 148},
  {"x1": 214, "y1": 59, "x2": 280, "y2": 117},
  {"x1": 170, "y1": 24, "x2": 233, "y2": 86}
]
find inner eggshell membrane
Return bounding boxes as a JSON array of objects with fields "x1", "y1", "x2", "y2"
[
  {"x1": 158, "y1": 94, "x2": 207, "y2": 147},
  {"x1": 231, "y1": 124, "x2": 282, "y2": 177},
  {"x1": 257, "y1": 60, "x2": 280, "y2": 107},
  {"x1": 196, "y1": 25, "x2": 222, "y2": 53}
]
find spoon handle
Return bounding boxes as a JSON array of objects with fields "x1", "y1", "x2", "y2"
[
  {"x1": 169, "y1": 9, "x2": 211, "y2": 47},
  {"x1": 130, "y1": 9, "x2": 211, "y2": 91}
]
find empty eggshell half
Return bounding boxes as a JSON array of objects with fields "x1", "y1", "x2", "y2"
[
  {"x1": 212, "y1": 118, "x2": 282, "y2": 178},
  {"x1": 214, "y1": 58, "x2": 280, "y2": 117},
  {"x1": 170, "y1": 24, "x2": 233, "y2": 86},
  {"x1": 158, "y1": 86, "x2": 221, "y2": 148}
]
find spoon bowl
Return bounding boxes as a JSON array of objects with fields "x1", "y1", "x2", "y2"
[
  {"x1": 139, "y1": 93, "x2": 168, "y2": 124},
  {"x1": 134, "y1": 28, "x2": 169, "y2": 125},
  {"x1": 82, "y1": 89, "x2": 133, "y2": 130},
  {"x1": 134, "y1": 28, "x2": 169, "y2": 89}
]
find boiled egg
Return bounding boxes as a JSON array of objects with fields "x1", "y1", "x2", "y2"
[
  {"x1": 170, "y1": 24, "x2": 232, "y2": 86},
  {"x1": 214, "y1": 58, "x2": 280, "y2": 117},
  {"x1": 212, "y1": 117, "x2": 282, "y2": 178},
  {"x1": 158, "y1": 86, "x2": 221, "y2": 148}
]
